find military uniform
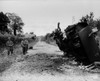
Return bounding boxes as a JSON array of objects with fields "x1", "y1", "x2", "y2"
[
  {"x1": 6, "y1": 39, "x2": 14, "y2": 55},
  {"x1": 21, "y1": 39, "x2": 28, "y2": 55},
  {"x1": 25, "y1": 40, "x2": 28, "y2": 52}
]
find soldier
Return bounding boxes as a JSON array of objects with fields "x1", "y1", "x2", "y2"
[
  {"x1": 21, "y1": 38, "x2": 28, "y2": 55},
  {"x1": 24, "y1": 39, "x2": 29, "y2": 52},
  {"x1": 6, "y1": 37, "x2": 14, "y2": 55}
]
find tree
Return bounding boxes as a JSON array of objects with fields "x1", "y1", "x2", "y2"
[
  {"x1": 30, "y1": 32, "x2": 34, "y2": 34},
  {"x1": 95, "y1": 19, "x2": 100, "y2": 30},
  {"x1": 80, "y1": 12, "x2": 94, "y2": 27},
  {"x1": 6, "y1": 13, "x2": 24, "y2": 35},
  {"x1": 0, "y1": 12, "x2": 10, "y2": 33}
]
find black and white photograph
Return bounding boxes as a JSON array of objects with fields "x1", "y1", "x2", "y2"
[{"x1": 0, "y1": 0, "x2": 100, "y2": 81}]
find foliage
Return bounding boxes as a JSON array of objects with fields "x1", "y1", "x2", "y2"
[
  {"x1": 95, "y1": 18, "x2": 100, "y2": 30},
  {"x1": 0, "y1": 34, "x2": 37, "y2": 50},
  {"x1": 6, "y1": 13, "x2": 24, "y2": 35},
  {"x1": 0, "y1": 12, "x2": 10, "y2": 33},
  {"x1": 80, "y1": 12, "x2": 100, "y2": 31},
  {"x1": 30, "y1": 32, "x2": 34, "y2": 34},
  {"x1": 41, "y1": 32, "x2": 56, "y2": 45},
  {"x1": 80, "y1": 12, "x2": 94, "y2": 27}
]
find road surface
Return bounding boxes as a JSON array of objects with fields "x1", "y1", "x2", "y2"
[{"x1": 0, "y1": 41, "x2": 100, "y2": 81}]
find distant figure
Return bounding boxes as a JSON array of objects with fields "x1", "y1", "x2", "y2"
[
  {"x1": 21, "y1": 38, "x2": 28, "y2": 55},
  {"x1": 6, "y1": 37, "x2": 14, "y2": 55}
]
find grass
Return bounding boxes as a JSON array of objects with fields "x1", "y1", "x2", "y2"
[{"x1": 0, "y1": 36, "x2": 38, "y2": 74}]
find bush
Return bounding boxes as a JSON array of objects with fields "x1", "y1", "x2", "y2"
[
  {"x1": 0, "y1": 35, "x2": 21, "y2": 47},
  {"x1": 0, "y1": 34, "x2": 36, "y2": 50}
]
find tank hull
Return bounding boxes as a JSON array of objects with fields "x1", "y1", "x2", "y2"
[{"x1": 79, "y1": 26, "x2": 100, "y2": 63}]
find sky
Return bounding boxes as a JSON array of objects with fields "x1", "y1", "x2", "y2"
[{"x1": 0, "y1": 0, "x2": 100, "y2": 36}]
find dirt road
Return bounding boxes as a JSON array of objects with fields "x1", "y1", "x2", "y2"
[{"x1": 0, "y1": 41, "x2": 100, "y2": 81}]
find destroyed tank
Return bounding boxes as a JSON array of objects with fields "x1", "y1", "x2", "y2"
[{"x1": 64, "y1": 22, "x2": 100, "y2": 65}]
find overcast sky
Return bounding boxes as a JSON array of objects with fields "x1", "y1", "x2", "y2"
[{"x1": 0, "y1": 0, "x2": 100, "y2": 36}]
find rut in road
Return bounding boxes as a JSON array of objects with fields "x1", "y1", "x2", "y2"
[{"x1": 1, "y1": 41, "x2": 100, "y2": 81}]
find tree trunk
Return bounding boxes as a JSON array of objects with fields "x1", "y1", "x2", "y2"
[{"x1": 14, "y1": 29, "x2": 16, "y2": 35}]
